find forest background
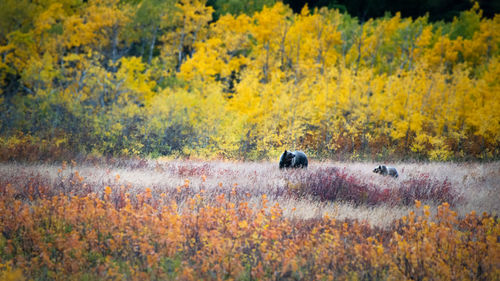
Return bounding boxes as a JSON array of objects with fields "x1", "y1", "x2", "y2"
[{"x1": 1, "y1": 0, "x2": 499, "y2": 161}]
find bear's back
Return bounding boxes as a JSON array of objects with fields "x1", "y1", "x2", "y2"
[{"x1": 291, "y1": 151, "x2": 308, "y2": 168}]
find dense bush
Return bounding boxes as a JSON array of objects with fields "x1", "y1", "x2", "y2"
[
  {"x1": 286, "y1": 167, "x2": 460, "y2": 206},
  {"x1": 286, "y1": 167, "x2": 384, "y2": 205},
  {"x1": 397, "y1": 174, "x2": 459, "y2": 206},
  {"x1": 0, "y1": 179, "x2": 497, "y2": 280}
]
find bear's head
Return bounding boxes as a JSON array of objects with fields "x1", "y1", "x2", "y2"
[
  {"x1": 279, "y1": 150, "x2": 295, "y2": 169},
  {"x1": 373, "y1": 165, "x2": 383, "y2": 174}
]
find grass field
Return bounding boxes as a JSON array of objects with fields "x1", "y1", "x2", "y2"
[
  {"x1": 1, "y1": 160, "x2": 498, "y2": 226},
  {"x1": 0, "y1": 160, "x2": 499, "y2": 280}
]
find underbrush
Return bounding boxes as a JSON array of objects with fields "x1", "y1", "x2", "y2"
[
  {"x1": 0, "y1": 161, "x2": 496, "y2": 280},
  {"x1": 286, "y1": 167, "x2": 461, "y2": 206},
  {"x1": 0, "y1": 181, "x2": 497, "y2": 280}
]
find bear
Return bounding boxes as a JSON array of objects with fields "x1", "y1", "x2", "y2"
[
  {"x1": 373, "y1": 165, "x2": 398, "y2": 178},
  {"x1": 279, "y1": 150, "x2": 308, "y2": 169}
]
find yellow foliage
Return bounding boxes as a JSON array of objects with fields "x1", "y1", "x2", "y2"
[
  {"x1": 0, "y1": 1, "x2": 499, "y2": 159},
  {"x1": 0, "y1": 262, "x2": 25, "y2": 281}
]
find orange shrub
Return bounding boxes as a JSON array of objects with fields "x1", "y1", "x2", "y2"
[{"x1": 0, "y1": 180, "x2": 498, "y2": 280}]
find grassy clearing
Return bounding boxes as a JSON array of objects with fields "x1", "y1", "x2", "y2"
[{"x1": 1, "y1": 160, "x2": 498, "y2": 228}]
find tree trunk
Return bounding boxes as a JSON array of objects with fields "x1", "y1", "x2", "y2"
[{"x1": 148, "y1": 25, "x2": 158, "y2": 64}]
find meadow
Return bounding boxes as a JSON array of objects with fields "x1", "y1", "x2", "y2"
[{"x1": 1, "y1": 159, "x2": 499, "y2": 280}]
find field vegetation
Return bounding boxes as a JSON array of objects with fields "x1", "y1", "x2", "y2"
[{"x1": 0, "y1": 160, "x2": 498, "y2": 280}]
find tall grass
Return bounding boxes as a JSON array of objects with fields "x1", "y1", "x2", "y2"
[{"x1": 0, "y1": 160, "x2": 497, "y2": 223}]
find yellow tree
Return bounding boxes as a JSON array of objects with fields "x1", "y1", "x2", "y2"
[
  {"x1": 161, "y1": 0, "x2": 213, "y2": 72},
  {"x1": 249, "y1": 2, "x2": 292, "y2": 83},
  {"x1": 179, "y1": 13, "x2": 251, "y2": 90},
  {"x1": 126, "y1": 0, "x2": 177, "y2": 63}
]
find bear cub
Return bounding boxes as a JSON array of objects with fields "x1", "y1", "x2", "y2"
[
  {"x1": 373, "y1": 165, "x2": 398, "y2": 178},
  {"x1": 279, "y1": 150, "x2": 308, "y2": 169}
]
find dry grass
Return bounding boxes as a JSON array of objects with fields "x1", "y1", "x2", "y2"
[{"x1": 0, "y1": 160, "x2": 498, "y2": 228}]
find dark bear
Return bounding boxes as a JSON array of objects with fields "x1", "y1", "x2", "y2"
[
  {"x1": 373, "y1": 165, "x2": 398, "y2": 178},
  {"x1": 279, "y1": 150, "x2": 308, "y2": 169}
]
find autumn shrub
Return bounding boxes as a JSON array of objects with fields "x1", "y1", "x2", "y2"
[
  {"x1": 0, "y1": 134, "x2": 74, "y2": 163},
  {"x1": 286, "y1": 167, "x2": 384, "y2": 205},
  {"x1": 389, "y1": 202, "x2": 499, "y2": 280},
  {"x1": 0, "y1": 179, "x2": 498, "y2": 281},
  {"x1": 396, "y1": 173, "x2": 460, "y2": 206},
  {"x1": 286, "y1": 168, "x2": 460, "y2": 206}
]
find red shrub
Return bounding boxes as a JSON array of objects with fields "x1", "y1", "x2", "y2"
[
  {"x1": 286, "y1": 168, "x2": 459, "y2": 206},
  {"x1": 396, "y1": 174, "x2": 459, "y2": 206},
  {"x1": 286, "y1": 167, "x2": 385, "y2": 205}
]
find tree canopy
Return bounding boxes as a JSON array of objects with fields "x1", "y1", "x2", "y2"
[{"x1": 0, "y1": 0, "x2": 498, "y2": 161}]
